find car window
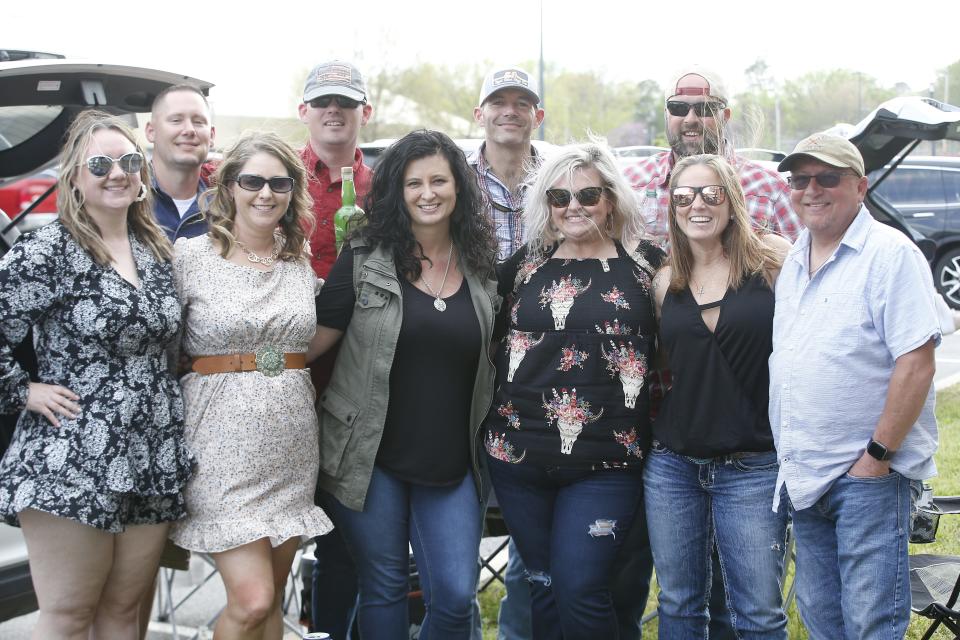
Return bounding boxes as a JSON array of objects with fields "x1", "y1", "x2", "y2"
[
  {"x1": 874, "y1": 167, "x2": 944, "y2": 205},
  {"x1": 0, "y1": 105, "x2": 64, "y2": 151},
  {"x1": 942, "y1": 169, "x2": 960, "y2": 204}
]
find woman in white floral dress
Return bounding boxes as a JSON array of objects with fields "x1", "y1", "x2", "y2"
[
  {"x1": 0, "y1": 111, "x2": 194, "y2": 639},
  {"x1": 169, "y1": 132, "x2": 332, "y2": 640}
]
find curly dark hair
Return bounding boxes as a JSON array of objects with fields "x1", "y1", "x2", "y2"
[{"x1": 354, "y1": 129, "x2": 496, "y2": 280}]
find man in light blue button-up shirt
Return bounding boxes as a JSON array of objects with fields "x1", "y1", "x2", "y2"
[{"x1": 770, "y1": 133, "x2": 940, "y2": 639}]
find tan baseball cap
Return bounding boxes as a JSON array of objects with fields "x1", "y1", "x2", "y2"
[{"x1": 778, "y1": 133, "x2": 865, "y2": 177}]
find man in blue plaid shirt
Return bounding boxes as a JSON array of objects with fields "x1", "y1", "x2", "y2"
[{"x1": 468, "y1": 66, "x2": 545, "y2": 262}]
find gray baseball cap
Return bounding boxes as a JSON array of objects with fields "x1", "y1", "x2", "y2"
[
  {"x1": 303, "y1": 61, "x2": 367, "y2": 103},
  {"x1": 478, "y1": 67, "x2": 541, "y2": 106}
]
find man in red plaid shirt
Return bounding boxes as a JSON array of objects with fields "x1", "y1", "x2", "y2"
[{"x1": 624, "y1": 68, "x2": 801, "y2": 251}]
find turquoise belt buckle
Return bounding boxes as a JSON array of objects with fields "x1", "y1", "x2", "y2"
[{"x1": 255, "y1": 345, "x2": 284, "y2": 377}]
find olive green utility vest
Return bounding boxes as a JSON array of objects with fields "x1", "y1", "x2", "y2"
[{"x1": 315, "y1": 238, "x2": 499, "y2": 511}]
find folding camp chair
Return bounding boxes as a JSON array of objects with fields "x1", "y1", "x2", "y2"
[{"x1": 910, "y1": 496, "x2": 960, "y2": 640}]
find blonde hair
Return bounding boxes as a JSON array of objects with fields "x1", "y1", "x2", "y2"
[
  {"x1": 524, "y1": 141, "x2": 642, "y2": 260},
  {"x1": 667, "y1": 154, "x2": 783, "y2": 292},
  {"x1": 57, "y1": 110, "x2": 171, "y2": 264},
  {"x1": 201, "y1": 132, "x2": 314, "y2": 261}
]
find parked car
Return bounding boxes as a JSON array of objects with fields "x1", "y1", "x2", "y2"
[
  {"x1": 0, "y1": 53, "x2": 213, "y2": 623},
  {"x1": 613, "y1": 145, "x2": 669, "y2": 158},
  {"x1": 868, "y1": 156, "x2": 960, "y2": 305},
  {"x1": 847, "y1": 96, "x2": 960, "y2": 306}
]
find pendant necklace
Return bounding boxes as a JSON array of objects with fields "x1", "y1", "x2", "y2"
[
  {"x1": 421, "y1": 243, "x2": 454, "y2": 312},
  {"x1": 236, "y1": 235, "x2": 281, "y2": 266}
]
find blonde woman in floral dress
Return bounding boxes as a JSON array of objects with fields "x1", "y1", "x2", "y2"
[{"x1": 170, "y1": 132, "x2": 332, "y2": 640}]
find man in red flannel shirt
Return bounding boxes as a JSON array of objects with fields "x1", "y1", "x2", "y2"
[
  {"x1": 299, "y1": 60, "x2": 374, "y2": 640},
  {"x1": 624, "y1": 67, "x2": 801, "y2": 251}
]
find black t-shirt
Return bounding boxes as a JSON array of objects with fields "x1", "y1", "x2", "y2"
[
  {"x1": 315, "y1": 247, "x2": 481, "y2": 485},
  {"x1": 655, "y1": 273, "x2": 775, "y2": 457}
]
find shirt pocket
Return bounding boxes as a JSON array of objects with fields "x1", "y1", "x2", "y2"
[
  {"x1": 352, "y1": 268, "x2": 396, "y2": 341},
  {"x1": 809, "y1": 292, "x2": 864, "y2": 352}
]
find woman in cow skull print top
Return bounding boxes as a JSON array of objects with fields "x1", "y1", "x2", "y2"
[{"x1": 483, "y1": 141, "x2": 663, "y2": 638}]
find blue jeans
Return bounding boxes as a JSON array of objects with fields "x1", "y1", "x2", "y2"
[
  {"x1": 487, "y1": 456, "x2": 644, "y2": 640},
  {"x1": 644, "y1": 444, "x2": 788, "y2": 640},
  {"x1": 790, "y1": 471, "x2": 914, "y2": 640},
  {"x1": 326, "y1": 466, "x2": 483, "y2": 640},
  {"x1": 310, "y1": 529, "x2": 358, "y2": 639},
  {"x1": 497, "y1": 538, "x2": 532, "y2": 640}
]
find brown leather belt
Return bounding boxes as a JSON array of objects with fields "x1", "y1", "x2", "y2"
[{"x1": 191, "y1": 352, "x2": 307, "y2": 376}]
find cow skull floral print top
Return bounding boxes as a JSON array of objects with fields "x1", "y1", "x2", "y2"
[{"x1": 483, "y1": 240, "x2": 664, "y2": 469}]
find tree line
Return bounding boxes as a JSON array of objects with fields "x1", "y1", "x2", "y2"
[{"x1": 290, "y1": 58, "x2": 960, "y2": 153}]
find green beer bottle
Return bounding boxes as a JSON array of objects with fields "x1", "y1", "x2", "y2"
[{"x1": 334, "y1": 166, "x2": 363, "y2": 253}]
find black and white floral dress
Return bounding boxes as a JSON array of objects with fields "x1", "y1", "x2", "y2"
[{"x1": 0, "y1": 223, "x2": 194, "y2": 532}]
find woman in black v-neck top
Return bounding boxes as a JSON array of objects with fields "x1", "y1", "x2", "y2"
[{"x1": 646, "y1": 155, "x2": 792, "y2": 638}]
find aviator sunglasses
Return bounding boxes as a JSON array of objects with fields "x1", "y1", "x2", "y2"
[
  {"x1": 309, "y1": 95, "x2": 365, "y2": 110},
  {"x1": 235, "y1": 174, "x2": 295, "y2": 193},
  {"x1": 84, "y1": 152, "x2": 144, "y2": 178},
  {"x1": 546, "y1": 187, "x2": 605, "y2": 208},
  {"x1": 787, "y1": 171, "x2": 852, "y2": 190},
  {"x1": 670, "y1": 185, "x2": 727, "y2": 207},
  {"x1": 666, "y1": 100, "x2": 725, "y2": 118}
]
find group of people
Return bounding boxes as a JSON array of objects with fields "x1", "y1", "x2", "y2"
[{"x1": 0, "y1": 58, "x2": 942, "y2": 640}]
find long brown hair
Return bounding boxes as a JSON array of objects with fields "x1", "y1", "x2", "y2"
[
  {"x1": 201, "y1": 132, "x2": 314, "y2": 261},
  {"x1": 666, "y1": 154, "x2": 783, "y2": 292},
  {"x1": 57, "y1": 110, "x2": 171, "y2": 264}
]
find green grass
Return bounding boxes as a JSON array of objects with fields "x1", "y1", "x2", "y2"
[{"x1": 479, "y1": 386, "x2": 960, "y2": 639}]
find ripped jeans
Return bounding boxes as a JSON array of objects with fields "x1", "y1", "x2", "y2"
[{"x1": 487, "y1": 456, "x2": 643, "y2": 640}]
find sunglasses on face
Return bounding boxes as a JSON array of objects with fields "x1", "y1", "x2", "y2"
[
  {"x1": 84, "y1": 152, "x2": 144, "y2": 178},
  {"x1": 235, "y1": 174, "x2": 295, "y2": 193},
  {"x1": 665, "y1": 100, "x2": 725, "y2": 118},
  {"x1": 670, "y1": 185, "x2": 727, "y2": 207},
  {"x1": 787, "y1": 171, "x2": 852, "y2": 190},
  {"x1": 309, "y1": 95, "x2": 365, "y2": 110},
  {"x1": 546, "y1": 187, "x2": 605, "y2": 208}
]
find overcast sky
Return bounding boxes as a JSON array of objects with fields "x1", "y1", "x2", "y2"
[{"x1": 5, "y1": 0, "x2": 958, "y2": 118}]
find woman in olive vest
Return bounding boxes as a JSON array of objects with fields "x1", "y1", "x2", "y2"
[{"x1": 308, "y1": 129, "x2": 498, "y2": 640}]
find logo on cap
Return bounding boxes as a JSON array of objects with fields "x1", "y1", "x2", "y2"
[
  {"x1": 317, "y1": 64, "x2": 353, "y2": 85},
  {"x1": 801, "y1": 135, "x2": 828, "y2": 151},
  {"x1": 493, "y1": 69, "x2": 530, "y2": 89}
]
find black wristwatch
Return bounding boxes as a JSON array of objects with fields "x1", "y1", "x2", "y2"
[{"x1": 866, "y1": 438, "x2": 895, "y2": 461}]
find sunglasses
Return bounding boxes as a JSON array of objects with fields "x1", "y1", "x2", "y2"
[
  {"x1": 670, "y1": 185, "x2": 727, "y2": 207},
  {"x1": 546, "y1": 187, "x2": 604, "y2": 208},
  {"x1": 84, "y1": 152, "x2": 144, "y2": 178},
  {"x1": 665, "y1": 100, "x2": 725, "y2": 118},
  {"x1": 787, "y1": 171, "x2": 852, "y2": 190},
  {"x1": 235, "y1": 174, "x2": 295, "y2": 193},
  {"x1": 309, "y1": 95, "x2": 365, "y2": 110}
]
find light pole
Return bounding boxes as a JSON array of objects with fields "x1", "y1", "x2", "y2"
[{"x1": 538, "y1": 0, "x2": 545, "y2": 141}]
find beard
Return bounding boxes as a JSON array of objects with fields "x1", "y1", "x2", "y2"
[{"x1": 667, "y1": 124, "x2": 723, "y2": 157}]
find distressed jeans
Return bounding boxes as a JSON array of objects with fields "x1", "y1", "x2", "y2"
[
  {"x1": 644, "y1": 443, "x2": 788, "y2": 640},
  {"x1": 325, "y1": 466, "x2": 483, "y2": 640},
  {"x1": 487, "y1": 455, "x2": 644, "y2": 640},
  {"x1": 790, "y1": 471, "x2": 914, "y2": 640}
]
